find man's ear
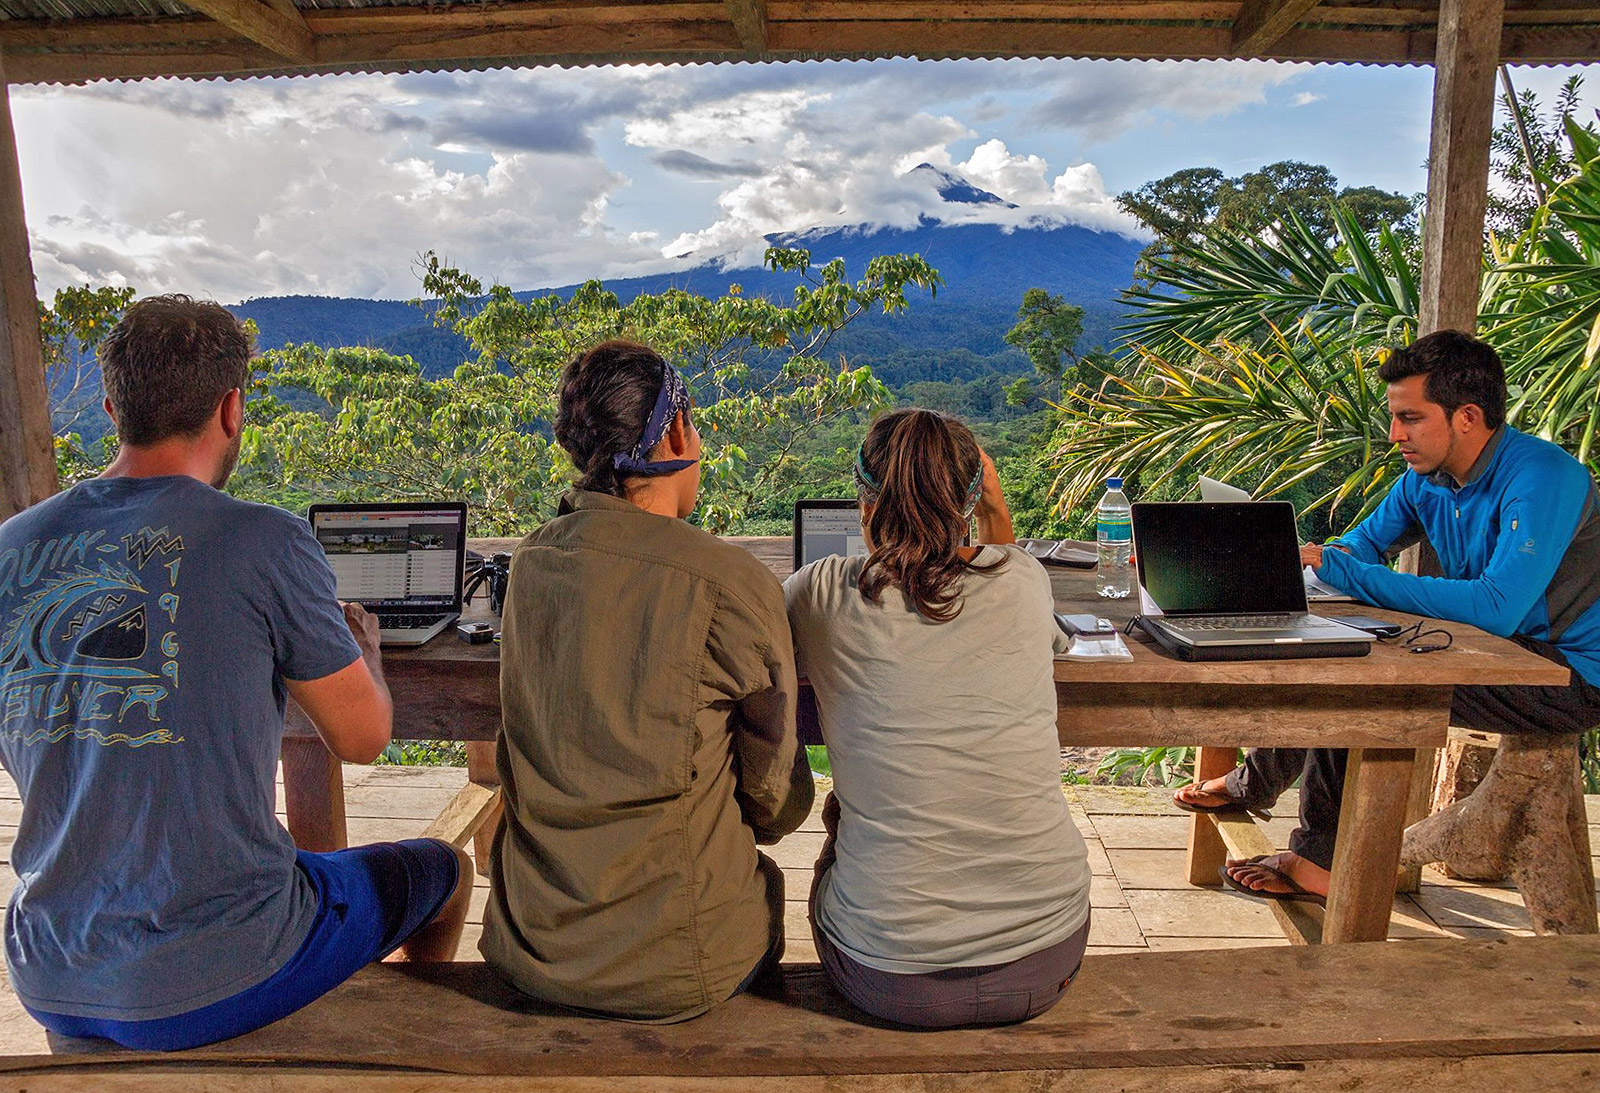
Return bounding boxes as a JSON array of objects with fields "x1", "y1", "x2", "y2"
[
  {"x1": 1453, "y1": 403, "x2": 1485, "y2": 433},
  {"x1": 102, "y1": 395, "x2": 117, "y2": 425},
  {"x1": 219, "y1": 388, "x2": 244, "y2": 439}
]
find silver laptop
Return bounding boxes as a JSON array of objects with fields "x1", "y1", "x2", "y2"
[
  {"x1": 1198, "y1": 476, "x2": 1351, "y2": 602},
  {"x1": 308, "y1": 502, "x2": 468, "y2": 646},
  {"x1": 793, "y1": 500, "x2": 869, "y2": 572},
  {"x1": 1131, "y1": 501, "x2": 1373, "y2": 661}
]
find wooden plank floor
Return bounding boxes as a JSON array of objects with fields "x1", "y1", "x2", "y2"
[{"x1": 0, "y1": 764, "x2": 1595, "y2": 1050}]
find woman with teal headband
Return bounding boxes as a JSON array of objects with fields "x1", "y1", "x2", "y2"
[
  {"x1": 785, "y1": 407, "x2": 1093, "y2": 1028},
  {"x1": 482, "y1": 340, "x2": 814, "y2": 1022}
]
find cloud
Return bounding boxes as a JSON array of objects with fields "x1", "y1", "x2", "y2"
[
  {"x1": 14, "y1": 56, "x2": 1310, "y2": 299},
  {"x1": 650, "y1": 150, "x2": 764, "y2": 179},
  {"x1": 1293, "y1": 92, "x2": 1324, "y2": 107}
]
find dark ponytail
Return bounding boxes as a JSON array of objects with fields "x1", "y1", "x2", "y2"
[
  {"x1": 856, "y1": 408, "x2": 1004, "y2": 622},
  {"x1": 554, "y1": 341, "x2": 668, "y2": 498}
]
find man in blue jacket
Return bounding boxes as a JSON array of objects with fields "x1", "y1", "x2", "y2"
[{"x1": 1174, "y1": 330, "x2": 1600, "y2": 904}]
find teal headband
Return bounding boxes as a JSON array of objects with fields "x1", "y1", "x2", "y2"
[{"x1": 854, "y1": 445, "x2": 984, "y2": 517}]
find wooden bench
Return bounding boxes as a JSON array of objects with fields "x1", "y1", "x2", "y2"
[{"x1": 6, "y1": 937, "x2": 1600, "y2": 1090}]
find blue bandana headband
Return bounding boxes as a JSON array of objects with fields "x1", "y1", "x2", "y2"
[
  {"x1": 613, "y1": 364, "x2": 697, "y2": 477},
  {"x1": 855, "y1": 446, "x2": 985, "y2": 519}
]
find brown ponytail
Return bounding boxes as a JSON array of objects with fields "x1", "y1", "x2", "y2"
[{"x1": 856, "y1": 408, "x2": 1004, "y2": 622}]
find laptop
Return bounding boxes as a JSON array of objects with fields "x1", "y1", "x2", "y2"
[
  {"x1": 1197, "y1": 476, "x2": 1352, "y2": 602},
  {"x1": 308, "y1": 501, "x2": 468, "y2": 646},
  {"x1": 1131, "y1": 501, "x2": 1374, "y2": 661},
  {"x1": 793, "y1": 500, "x2": 868, "y2": 572}
]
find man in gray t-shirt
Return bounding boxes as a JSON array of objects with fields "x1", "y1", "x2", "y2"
[{"x1": 0, "y1": 297, "x2": 471, "y2": 1050}]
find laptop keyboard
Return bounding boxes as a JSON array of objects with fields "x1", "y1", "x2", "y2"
[
  {"x1": 1165, "y1": 614, "x2": 1300, "y2": 633},
  {"x1": 382, "y1": 613, "x2": 449, "y2": 630}
]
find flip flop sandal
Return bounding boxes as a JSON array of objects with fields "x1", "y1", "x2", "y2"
[
  {"x1": 1219, "y1": 855, "x2": 1327, "y2": 907},
  {"x1": 1172, "y1": 785, "x2": 1272, "y2": 821}
]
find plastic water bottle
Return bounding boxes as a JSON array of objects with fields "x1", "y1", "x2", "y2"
[{"x1": 1096, "y1": 477, "x2": 1133, "y2": 599}]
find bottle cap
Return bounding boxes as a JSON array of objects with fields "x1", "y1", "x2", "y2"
[{"x1": 1106, "y1": 477, "x2": 1124, "y2": 490}]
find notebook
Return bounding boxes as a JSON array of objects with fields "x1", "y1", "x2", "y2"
[
  {"x1": 1130, "y1": 501, "x2": 1373, "y2": 662},
  {"x1": 308, "y1": 501, "x2": 468, "y2": 646},
  {"x1": 1196, "y1": 476, "x2": 1352, "y2": 602}
]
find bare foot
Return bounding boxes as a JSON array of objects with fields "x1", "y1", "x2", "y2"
[
  {"x1": 1223, "y1": 851, "x2": 1330, "y2": 900},
  {"x1": 1172, "y1": 776, "x2": 1239, "y2": 810}
]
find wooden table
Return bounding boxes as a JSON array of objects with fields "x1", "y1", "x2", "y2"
[{"x1": 282, "y1": 536, "x2": 1568, "y2": 944}]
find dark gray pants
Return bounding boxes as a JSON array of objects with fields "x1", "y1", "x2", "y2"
[
  {"x1": 808, "y1": 793, "x2": 1090, "y2": 1028},
  {"x1": 1224, "y1": 636, "x2": 1600, "y2": 871}
]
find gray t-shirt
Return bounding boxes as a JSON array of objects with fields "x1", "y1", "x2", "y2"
[
  {"x1": 0, "y1": 475, "x2": 361, "y2": 1020},
  {"x1": 785, "y1": 544, "x2": 1091, "y2": 973}
]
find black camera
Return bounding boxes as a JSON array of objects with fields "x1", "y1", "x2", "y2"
[{"x1": 464, "y1": 551, "x2": 512, "y2": 616}]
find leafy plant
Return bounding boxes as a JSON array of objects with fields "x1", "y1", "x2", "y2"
[
  {"x1": 1096, "y1": 745, "x2": 1196, "y2": 787},
  {"x1": 377, "y1": 741, "x2": 466, "y2": 766},
  {"x1": 805, "y1": 745, "x2": 832, "y2": 778}
]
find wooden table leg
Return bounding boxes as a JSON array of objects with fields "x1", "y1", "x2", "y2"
[
  {"x1": 1325, "y1": 747, "x2": 1415, "y2": 943},
  {"x1": 466, "y1": 740, "x2": 502, "y2": 878},
  {"x1": 1398, "y1": 747, "x2": 1438, "y2": 894},
  {"x1": 282, "y1": 736, "x2": 348, "y2": 853},
  {"x1": 1186, "y1": 746, "x2": 1238, "y2": 886}
]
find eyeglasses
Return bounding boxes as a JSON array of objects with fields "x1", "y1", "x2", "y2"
[{"x1": 1381, "y1": 619, "x2": 1454, "y2": 654}]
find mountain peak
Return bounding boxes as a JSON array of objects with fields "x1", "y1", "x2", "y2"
[{"x1": 906, "y1": 163, "x2": 1016, "y2": 209}]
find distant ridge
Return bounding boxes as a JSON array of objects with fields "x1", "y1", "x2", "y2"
[{"x1": 230, "y1": 170, "x2": 1144, "y2": 387}]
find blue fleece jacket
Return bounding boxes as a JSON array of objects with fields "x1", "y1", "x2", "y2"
[{"x1": 1317, "y1": 427, "x2": 1600, "y2": 688}]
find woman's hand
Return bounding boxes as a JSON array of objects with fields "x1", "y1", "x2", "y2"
[{"x1": 973, "y1": 449, "x2": 1015, "y2": 546}]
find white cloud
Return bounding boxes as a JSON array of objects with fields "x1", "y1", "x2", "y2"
[
  {"x1": 1293, "y1": 92, "x2": 1324, "y2": 107},
  {"x1": 13, "y1": 56, "x2": 1314, "y2": 299}
]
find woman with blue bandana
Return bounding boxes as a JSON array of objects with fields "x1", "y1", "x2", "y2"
[
  {"x1": 784, "y1": 408, "x2": 1092, "y2": 1028},
  {"x1": 481, "y1": 341, "x2": 814, "y2": 1022}
]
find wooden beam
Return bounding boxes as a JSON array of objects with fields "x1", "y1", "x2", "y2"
[
  {"x1": 0, "y1": 48, "x2": 54, "y2": 522},
  {"x1": 724, "y1": 0, "x2": 768, "y2": 53},
  {"x1": 181, "y1": 0, "x2": 315, "y2": 64},
  {"x1": 1231, "y1": 0, "x2": 1326, "y2": 57},
  {"x1": 1212, "y1": 810, "x2": 1324, "y2": 944},
  {"x1": 1418, "y1": 0, "x2": 1505, "y2": 335}
]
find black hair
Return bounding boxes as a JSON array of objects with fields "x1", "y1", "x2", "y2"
[
  {"x1": 98, "y1": 295, "x2": 253, "y2": 446},
  {"x1": 1377, "y1": 330, "x2": 1507, "y2": 430},
  {"x1": 554, "y1": 340, "x2": 673, "y2": 498}
]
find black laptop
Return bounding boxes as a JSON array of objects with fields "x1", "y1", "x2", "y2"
[
  {"x1": 308, "y1": 501, "x2": 468, "y2": 646},
  {"x1": 1131, "y1": 501, "x2": 1373, "y2": 661}
]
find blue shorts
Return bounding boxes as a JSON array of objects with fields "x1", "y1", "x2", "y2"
[{"x1": 26, "y1": 839, "x2": 461, "y2": 1052}]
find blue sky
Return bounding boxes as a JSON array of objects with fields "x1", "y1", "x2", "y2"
[{"x1": 9, "y1": 58, "x2": 1595, "y2": 303}]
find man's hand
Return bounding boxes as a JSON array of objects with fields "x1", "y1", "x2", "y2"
[
  {"x1": 1300, "y1": 542, "x2": 1349, "y2": 569},
  {"x1": 342, "y1": 601, "x2": 382, "y2": 663}
]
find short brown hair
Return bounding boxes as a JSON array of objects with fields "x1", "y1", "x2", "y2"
[{"x1": 98, "y1": 295, "x2": 253, "y2": 446}]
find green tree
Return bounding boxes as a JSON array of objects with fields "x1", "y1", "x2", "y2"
[
  {"x1": 244, "y1": 247, "x2": 941, "y2": 534},
  {"x1": 39, "y1": 284, "x2": 135, "y2": 484},
  {"x1": 1003, "y1": 288, "x2": 1084, "y2": 382},
  {"x1": 1487, "y1": 74, "x2": 1593, "y2": 238},
  {"x1": 1117, "y1": 160, "x2": 1418, "y2": 270}
]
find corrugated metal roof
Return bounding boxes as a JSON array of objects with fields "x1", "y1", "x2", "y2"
[{"x1": 0, "y1": 1, "x2": 1596, "y2": 86}]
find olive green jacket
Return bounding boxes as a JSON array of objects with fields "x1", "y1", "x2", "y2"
[{"x1": 481, "y1": 490, "x2": 814, "y2": 1021}]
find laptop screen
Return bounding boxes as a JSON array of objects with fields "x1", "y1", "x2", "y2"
[
  {"x1": 1132, "y1": 501, "x2": 1308, "y2": 616},
  {"x1": 308, "y1": 503, "x2": 467, "y2": 611},
  {"x1": 793, "y1": 500, "x2": 868, "y2": 572}
]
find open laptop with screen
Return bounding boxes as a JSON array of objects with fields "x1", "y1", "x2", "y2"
[
  {"x1": 1198, "y1": 476, "x2": 1351, "y2": 602},
  {"x1": 1131, "y1": 501, "x2": 1372, "y2": 661},
  {"x1": 793, "y1": 500, "x2": 868, "y2": 573},
  {"x1": 308, "y1": 501, "x2": 468, "y2": 646}
]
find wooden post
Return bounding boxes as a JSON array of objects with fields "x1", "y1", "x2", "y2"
[
  {"x1": 1325, "y1": 747, "x2": 1416, "y2": 943},
  {"x1": 1184, "y1": 746, "x2": 1236, "y2": 886},
  {"x1": 465, "y1": 739, "x2": 502, "y2": 877},
  {"x1": 1417, "y1": 0, "x2": 1505, "y2": 336},
  {"x1": 0, "y1": 48, "x2": 56, "y2": 521},
  {"x1": 281, "y1": 736, "x2": 348, "y2": 852}
]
